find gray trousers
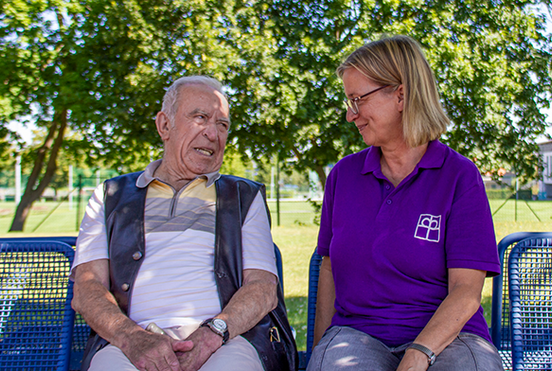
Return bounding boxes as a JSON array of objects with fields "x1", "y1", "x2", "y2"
[{"x1": 307, "y1": 326, "x2": 504, "y2": 371}]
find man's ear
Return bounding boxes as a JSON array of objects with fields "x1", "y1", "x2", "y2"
[
  {"x1": 396, "y1": 85, "x2": 404, "y2": 113},
  {"x1": 155, "y1": 111, "x2": 171, "y2": 141}
]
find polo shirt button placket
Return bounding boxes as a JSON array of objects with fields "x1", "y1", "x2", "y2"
[{"x1": 387, "y1": 199, "x2": 392, "y2": 205}]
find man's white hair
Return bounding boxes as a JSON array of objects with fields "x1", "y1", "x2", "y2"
[{"x1": 161, "y1": 76, "x2": 227, "y2": 123}]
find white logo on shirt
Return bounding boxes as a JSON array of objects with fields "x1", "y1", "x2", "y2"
[{"x1": 414, "y1": 214, "x2": 441, "y2": 242}]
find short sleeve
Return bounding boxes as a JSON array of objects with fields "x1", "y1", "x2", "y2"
[
  {"x1": 242, "y1": 191, "x2": 278, "y2": 277},
  {"x1": 70, "y1": 184, "x2": 109, "y2": 279},
  {"x1": 317, "y1": 168, "x2": 336, "y2": 257},
  {"x1": 445, "y1": 174, "x2": 500, "y2": 276}
]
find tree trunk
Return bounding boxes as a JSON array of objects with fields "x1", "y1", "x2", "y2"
[
  {"x1": 9, "y1": 109, "x2": 68, "y2": 231},
  {"x1": 314, "y1": 164, "x2": 327, "y2": 191}
]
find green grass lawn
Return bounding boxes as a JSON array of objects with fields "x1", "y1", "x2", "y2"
[
  {"x1": 0, "y1": 201, "x2": 84, "y2": 235},
  {"x1": 2, "y1": 199, "x2": 552, "y2": 351}
]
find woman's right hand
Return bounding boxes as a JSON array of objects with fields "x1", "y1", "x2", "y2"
[{"x1": 396, "y1": 348, "x2": 430, "y2": 371}]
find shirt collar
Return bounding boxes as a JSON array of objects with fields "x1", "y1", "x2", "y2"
[
  {"x1": 361, "y1": 140, "x2": 445, "y2": 175},
  {"x1": 361, "y1": 146, "x2": 382, "y2": 174},
  {"x1": 136, "y1": 159, "x2": 221, "y2": 188},
  {"x1": 417, "y1": 140, "x2": 446, "y2": 169}
]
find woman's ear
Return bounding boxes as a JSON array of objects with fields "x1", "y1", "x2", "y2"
[
  {"x1": 155, "y1": 111, "x2": 171, "y2": 141},
  {"x1": 396, "y1": 85, "x2": 404, "y2": 113}
]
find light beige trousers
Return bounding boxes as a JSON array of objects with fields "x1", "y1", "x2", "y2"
[{"x1": 89, "y1": 324, "x2": 263, "y2": 371}]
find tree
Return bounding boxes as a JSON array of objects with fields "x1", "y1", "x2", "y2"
[
  {"x1": 228, "y1": 0, "x2": 552, "y2": 189},
  {"x1": 0, "y1": 0, "x2": 238, "y2": 230},
  {"x1": 3, "y1": 0, "x2": 551, "y2": 232}
]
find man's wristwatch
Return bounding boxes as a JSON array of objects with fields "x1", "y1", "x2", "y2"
[
  {"x1": 407, "y1": 343, "x2": 436, "y2": 366},
  {"x1": 200, "y1": 318, "x2": 229, "y2": 344}
]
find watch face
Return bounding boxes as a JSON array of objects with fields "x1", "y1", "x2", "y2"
[{"x1": 212, "y1": 318, "x2": 227, "y2": 332}]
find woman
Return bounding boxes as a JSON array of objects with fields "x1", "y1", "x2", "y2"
[{"x1": 307, "y1": 35, "x2": 503, "y2": 371}]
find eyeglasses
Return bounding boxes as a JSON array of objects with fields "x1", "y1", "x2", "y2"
[{"x1": 344, "y1": 85, "x2": 390, "y2": 115}]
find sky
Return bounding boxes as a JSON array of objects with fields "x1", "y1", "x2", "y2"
[{"x1": 8, "y1": 120, "x2": 34, "y2": 144}]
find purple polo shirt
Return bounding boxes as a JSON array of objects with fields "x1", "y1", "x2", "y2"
[{"x1": 317, "y1": 140, "x2": 500, "y2": 347}]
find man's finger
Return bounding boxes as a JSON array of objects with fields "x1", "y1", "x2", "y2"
[
  {"x1": 163, "y1": 352, "x2": 183, "y2": 371},
  {"x1": 172, "y1": 340, "x2": 194, "y2": 353}
]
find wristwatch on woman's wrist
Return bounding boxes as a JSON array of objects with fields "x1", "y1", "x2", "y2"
[
  {"x1": 407, "y1": 343, "x2": 436, "y2": 366},
  {"x1": 200, "y1": 318, "x2": 230, "y2": 344}
]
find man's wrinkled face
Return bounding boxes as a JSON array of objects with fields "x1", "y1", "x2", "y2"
[{"x1": 158, "y1": 83, "x2": 230, "y2": 179}]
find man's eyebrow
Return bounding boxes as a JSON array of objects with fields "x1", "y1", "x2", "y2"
[
  {"x1": 189, "y1": 108, "x2": 209, "y2": 116},
  {"x1": 189, "y1": 108, "x2": 229, "y2": 120}
]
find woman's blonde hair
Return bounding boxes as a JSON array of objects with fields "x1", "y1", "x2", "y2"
[{"x1": 337, "y1": 35, "x2": 449, "y2": 147}]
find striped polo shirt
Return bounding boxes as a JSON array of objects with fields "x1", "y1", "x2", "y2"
[{"x1": 72, "y1": 160, "x2": 277, "y2": 329}]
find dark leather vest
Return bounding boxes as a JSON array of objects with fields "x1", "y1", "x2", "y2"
[{"x1": 81, "y1": 172, "x2": 297, "y2": 371}]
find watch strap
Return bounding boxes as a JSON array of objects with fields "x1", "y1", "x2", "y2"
[
  {"x1": 408, "y1": 343, "x2": 436, "y2": 366},
  {"x1": 200, "y1": 318, "x2": 230, "y2": 344}
]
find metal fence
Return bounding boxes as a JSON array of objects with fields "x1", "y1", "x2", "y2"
[{"x1": 1, "y1": 188, "x2": 552, "y2": 234}]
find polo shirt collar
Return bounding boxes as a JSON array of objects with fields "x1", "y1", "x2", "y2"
[
  {"x1": 417, "y1": 140, "x2": 446, "y2": 170},
  {"x1": 136, "y1": 159, "x2": 221, "y2": 188},
  {"x1": 361, "y1": 140, "x2": 446, "y2": 175},
  {"x1": 362, "y1": 146, "x2": 382, "y2": 174}
]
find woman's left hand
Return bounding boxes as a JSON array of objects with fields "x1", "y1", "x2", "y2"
[{"x1": 396, "y1": 348, "x2": 430, "y2": 371}]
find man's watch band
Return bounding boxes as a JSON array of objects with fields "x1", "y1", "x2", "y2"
[
  {"x1": 200, "y1": 318, "x2": 230, "y2": 344},
  {"x1": 407, "y1": 343, "x2": 436, "y2": 366}
]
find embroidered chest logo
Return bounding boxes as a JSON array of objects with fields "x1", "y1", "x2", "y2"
[{"x1": 414, "y1": 214, "x2": 441, "y2": 242}]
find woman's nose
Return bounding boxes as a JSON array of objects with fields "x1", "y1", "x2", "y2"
[{"x1": 346, "y1": 107, "x2": 358, "y2": 122}]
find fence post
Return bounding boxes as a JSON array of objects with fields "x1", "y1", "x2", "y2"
[
  {"x1": 76, "y1": 175, "x2": 83, "y2": 231},
  {"x1": 15, "y1": 154, "x2": 21, "y2": 205},
  {"x1": 276, "y1": 157, "x2": 280, "y2": 227},
  {"x1": 515, "y1": 178, "x2": 518, "y2": 222},
  {"x1": 69, "y1": 165, "x2": 73, "y2": 210}
]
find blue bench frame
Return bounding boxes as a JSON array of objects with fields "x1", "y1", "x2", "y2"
[
  {"x1": 0, "y1": 239, "x2": 76, "y2": 371},
  {"x1": 508, "y1": 236, "x2": 552, "y2": 371},
  {"x1": 2, "y1": 232, "x2": 550, "y2": 370}
]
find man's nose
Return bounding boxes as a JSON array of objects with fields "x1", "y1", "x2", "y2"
[{"x1": 203, "y1": 122, "x2": 218, "y2": 141}]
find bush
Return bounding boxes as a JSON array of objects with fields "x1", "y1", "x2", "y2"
[
  {"x1": 486, "y1": 189, "x2": 533, "y2": 200},
  {"x1": 486, "y1": 189, "x2": 513, "y2": 199}
]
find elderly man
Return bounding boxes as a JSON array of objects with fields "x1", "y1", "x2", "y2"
[{"x1": 71, "y1": 76, "x2": 296, "y2": 371}]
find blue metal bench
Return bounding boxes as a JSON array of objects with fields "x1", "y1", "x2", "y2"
[
  {"x1": 491, "y1": 232, "x2": 552, "y2": 370},
  {"x1": 0, "y1": 237, "x2": 88, "y2": 371},
  {"x1": 0, "y1": 240, "x2": 76, "y2": 371},
  {"x1": 0, "y1": 237, "x2": 288, "y2": 371},
  {"x1": 3, "y1": 232, "x2": 550, "y2": 370},
  {"x1": 508, "y1": 236, "x2": 552, "y2": 371}
]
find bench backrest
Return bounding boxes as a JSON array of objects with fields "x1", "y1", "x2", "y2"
[
  {"x1": 0, "y1": 237, "x2": 287, "y2": 371},
  {"x1": 0, "y1": 241, "x2": 75, "y2": 371},
  {"x1": 508, "y1": 237, "x2": 552, "y2": 371},
  {"x1": 491, "y1": 232, "x2": 552, "y2": 352}
]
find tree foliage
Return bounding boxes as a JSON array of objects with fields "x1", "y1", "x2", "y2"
[
  {"x1": 1, "y1": 0, "x2": 551, "y2": 229},
  {"x1": 0, "y1": 0, "x2": 235, "y2": 229},
  {"x1": 239, "y1": 0, "x2": 552, "y2": 186}
]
